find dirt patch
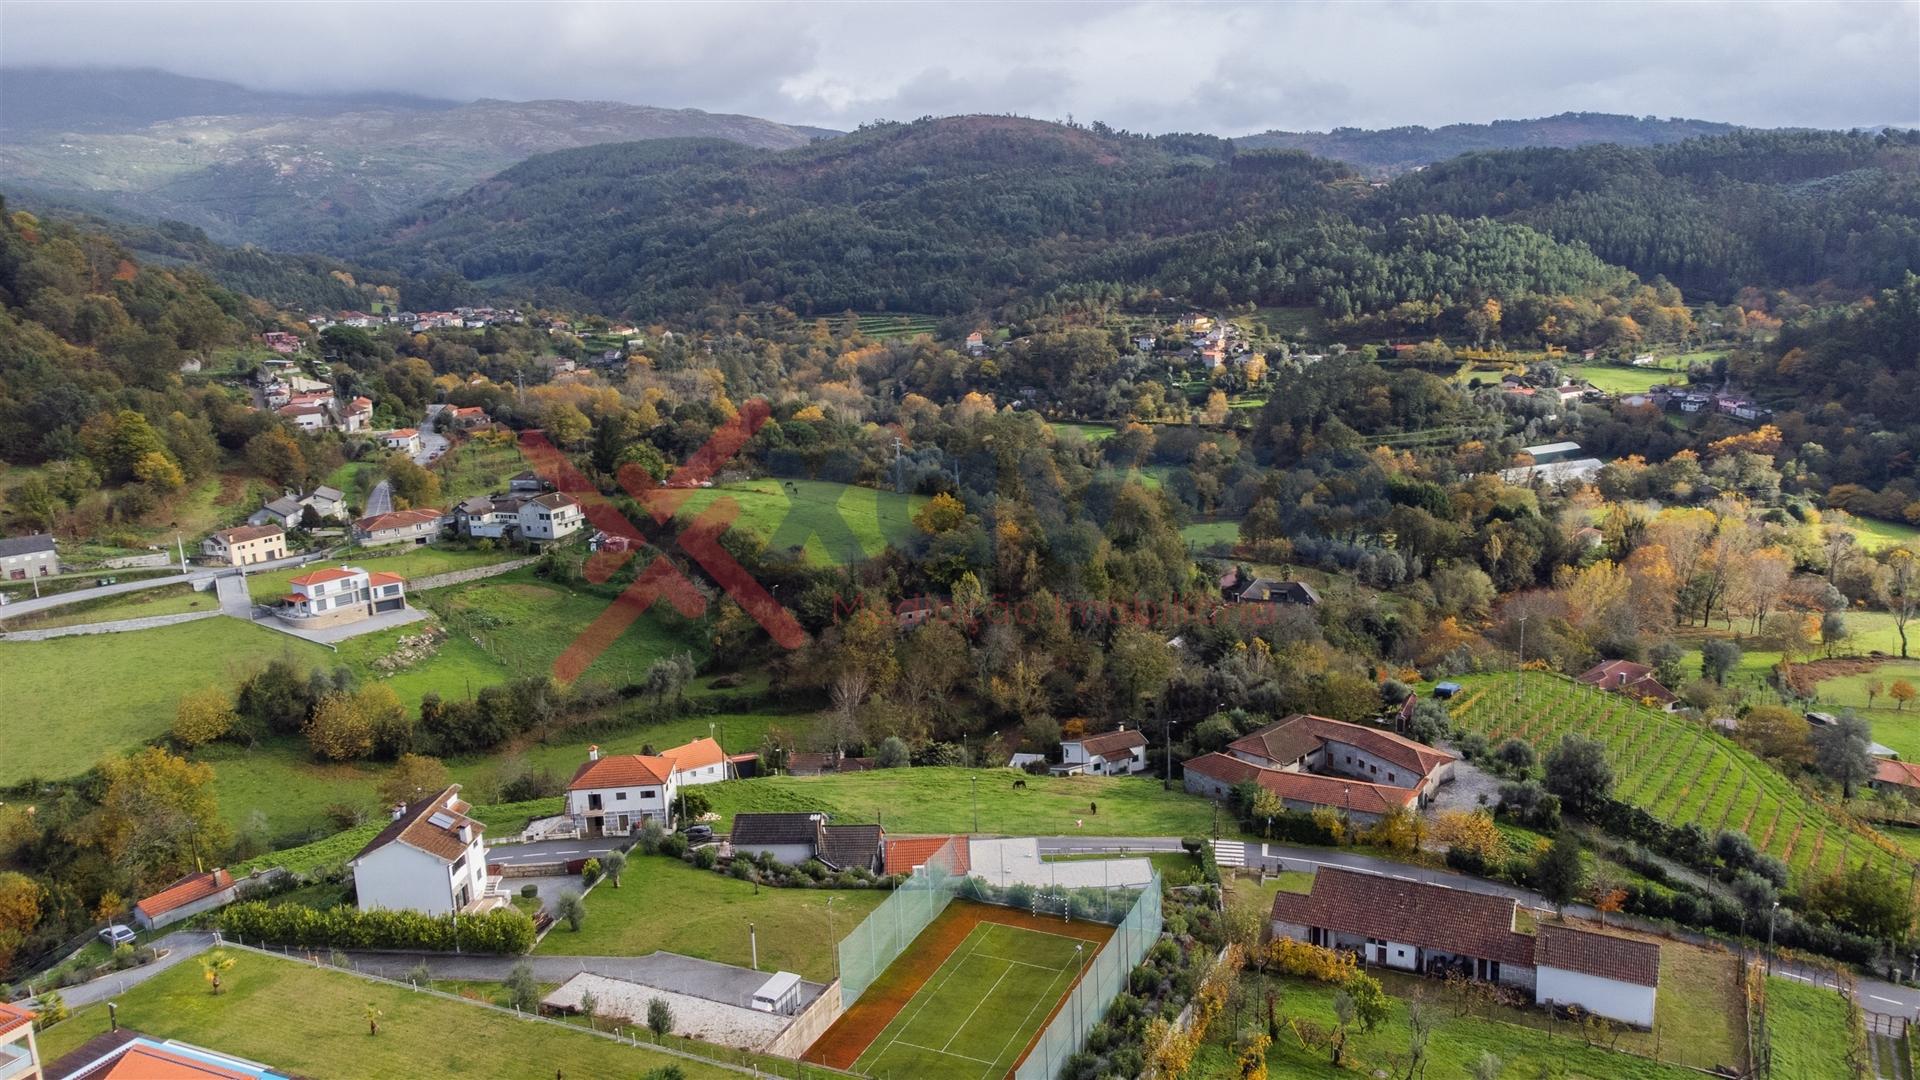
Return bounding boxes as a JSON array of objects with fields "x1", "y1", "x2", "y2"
[
  {"x1": 1783, "y1": 657, "x2": 1884, "y2": 696},
  {"x1": 802, "y1": 900, "x2": 1112, "y2": 1071}
]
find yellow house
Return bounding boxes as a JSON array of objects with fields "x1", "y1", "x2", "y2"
[{"x1": 203, "y1": 524, "x2": 287, "y2": 567}]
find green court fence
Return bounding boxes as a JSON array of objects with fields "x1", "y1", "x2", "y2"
[
  {"x1": 1013, "y1": 871, "x2": 1164, "y2": 1080},
  {"x1": 836, "y1": 837, "x2": 965, "y2": 1004}
]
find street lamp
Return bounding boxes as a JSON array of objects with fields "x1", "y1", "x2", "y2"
[
  {"x1": 1767, "y1": 900, "x2": 1779, "y2": 972},
  {"x1": 971, "y1": 775, "x2": 979, "y2": 834}
]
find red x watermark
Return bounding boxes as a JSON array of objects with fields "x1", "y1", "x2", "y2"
[{"x1": 517, "y1": 398, "x2": 806, "y2": 682}]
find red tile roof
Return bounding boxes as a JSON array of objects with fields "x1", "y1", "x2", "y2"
[
  {"x1": 211, "y1": 525, "x2": 283, "y2": 545},
  {"x1": 1183, "y1": 753, "x2": 1420, "y2": 815},
  {"x1": 1577, "y1": 661, "x2": 1677, "y2": 704},
  {"x1": 883, "y1": 836, "x2": 971, "y2": 876},
  {"x1": 366, "y1": 571, "x2": 405, "y2": 588},
  {"x1": 1269, "y1": 867, "x2": 1534, "y2": 967},
  {"x1": 569, "y1": 753, "x2": 674, "y2": 790},
  {"x1": 134, "y1": 869, "x2": 234, "y2": 920},
  {"x1": 1534, "y1": 924, "x2": 1661, "y2": 987},
  {"x1": 1231, "y1": 715, "x2": 1454, "y2": 779},
  {"x1": 92, "y1": 1043, "x2": 257, "y2": 1079},
  {"x1": 353, "y1": 786, "x2": 482, "y2": 864},
  {"x1": 1069, "y1": 729, "x2": 1148, "y2": 759},
  {"x1": 386, "y1": 428, "x2": 419, "y2": 438},
  {"x1": 354, "y1": 508, "x2": 443, "y2": 533},
  {"x1": 0, "y1": 1000, "x2": 33, "y2": 1037},
  {"x1": 288, "y1": 566, "x2": 360, "y2": 587},
  {"x1": 662, "y1": 737, "x2": 725, "y2": 772},
  {"x1": 1876, "y1": 759, "x2": 1920, "y2": 789}
]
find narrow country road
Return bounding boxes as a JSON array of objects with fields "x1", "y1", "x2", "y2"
[
  {"x1": 0, "y1": 550, "x2": 330, "y2": 623},
  {"x1": 39, "y1": 932, "x2": 218, "y2": 1009},
  {"x1": 364, "y1": 479, "x2": 394, "y2": 517},
  {"x1": 487, "y1": 837, "x2": 629, "y2": 867}
]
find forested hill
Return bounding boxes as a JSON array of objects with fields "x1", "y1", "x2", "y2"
[
  {"x1": 1235, "y1": 113, "x2": 1740, "y2": 176},
  {"x1": 355, "y1": 115, "x2": 1637, "y2": 318},
  {"x1": 0, "y1": 67, "x2": 837, "y2": 250},
  {"x1": 1369, "y1": 129, "x2": 1920, "y2": 299}
]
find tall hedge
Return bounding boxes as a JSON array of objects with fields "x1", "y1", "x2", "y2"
[{"x1": 220, "y1": 902, "x2": 535, "y2": 954}]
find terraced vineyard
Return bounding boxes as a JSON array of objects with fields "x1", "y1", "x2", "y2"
[{"x1": 1444, "y1": 672, "x2": 1912, "y2": 885}]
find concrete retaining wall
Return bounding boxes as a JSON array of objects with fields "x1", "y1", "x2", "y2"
[
  {"x1": 765, "y1": 978, "x2": 844, "y2": 1058},
  {"x1": 410, "y1": 556, "x2": 539, "y2": 592}
]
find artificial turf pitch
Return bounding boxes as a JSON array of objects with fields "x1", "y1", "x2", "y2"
[{"x1": 848, "y1": 920, "x2": 1091, "y2": 1079}]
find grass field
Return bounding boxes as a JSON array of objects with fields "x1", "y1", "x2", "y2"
[
  {"x1": 1180, "y1": 519, "x2": 1240, "y2": 553},
  {"x1": 851, "y1": 920, "x2": 1089, "y2": 1079},
  {"x1": 432, "y1": 438, "x2": 529, "y2": 503},
  {"x1": 1765, "y1": 975, "x2": 1856, "y2": 1080},
  {"x1": 1049, "y1": 421, "x2": 1116, "y2": 443},
  {"x1": 667, "y1": 478, "x2": 925, "y2": 565},
  {"x1": 0, "y1": 617, "x2": 331, "y2": 785},
  {"x1": 420, "y1": 572, "x2": 706, "y2": 686},
  {"x1": 1566, "y1": 362, "x2": 1688, "y2": 395},
  {"x1": 532, "y1": 854, "x2": 884, "y2": 981},
  {"x1": 246, "y1": 545, "x2": 521, "y2": 600},
  {"x1": 1830, "y1": 511, "x2": 1920, "y2": 553},
  {"x1": 856, "y1": 314, "x2": 942, "y2": 339},
  {"x1": 1443, "y1": 672, "x2": 1911, "y2": 884},
  {"x1": 1204, "y1": 971, "x2": 1709, "y2": 1080},
  {"x1": 703, "y1": 768, "x2": 1222, "y2": 837},
  {"x1": 32, "y1": 950, "x2": 736, "y2": 1080},
  {"x1": 0, "y1": 581, "x2": 215, "y2": 629}
]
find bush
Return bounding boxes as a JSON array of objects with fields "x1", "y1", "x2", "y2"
[
  {"x1": 659, "y1": 834, "x2": 688, "y2": 859},
  {"x1": 219, "y1": 902, "x2": 535, "y2": 953},
  {"x1": 693, "y1": 845, "x2": 718, "y2": 870},
  {"x1": 581, "y1": 858, "x2": 601, "y2": 886},
  {"x1": 520, "y1": 883, "x2": 539, "y2": 900}
]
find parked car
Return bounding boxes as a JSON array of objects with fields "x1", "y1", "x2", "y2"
[
  {"x1": 684, "y1": 824, "x2": 714, "y2": 844},
  {"x1": 100, "y1": 924, "x2": 136, "y2": 947}
]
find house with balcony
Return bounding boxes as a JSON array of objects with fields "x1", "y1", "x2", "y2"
[
  {"x1": 566, "y1": 745, "x2": 681, "y2": 836},
  {"x1": 520, "y1": 492, "x2": 584, "y2": 542},
  {"x1": 349, "y1": 785, "x2": 499, "y2": 916},
  {"x1": 0, "y1": 1001, "x2": 40, "y2": 1080},
  {"x1": 269, "y1": 565, "x2": 406, "y2": 628}
]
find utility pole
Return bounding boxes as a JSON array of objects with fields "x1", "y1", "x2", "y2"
[
  {"x1": 749, "y1": 922, "x2": 758, "y2": 971},
  {"x1": 970, "y1": 775, "x2": 979, "y2": 834}
]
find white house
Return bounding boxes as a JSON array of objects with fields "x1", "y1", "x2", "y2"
[
  {"x1": 350, "y1": 785, "x2": 495, "y2": 916},
  {"x1": 454, "y1": 495, "x2": 523, "y2": 539},
  {"x1": 0, "y1": 1000, "x2": 41, "y2": 1080},
  {"x1": 270, "y1": 565, "x2": 406, "y2": 628},
  {"x1": 1059, "y1": 727, "x2": 1149, "y2": 775},
  {"x1": 1533, "y1": 924, "x2": 1660, "y2": 1028},
  {"x1": 302, "y1": 485, "x2": 348, "y2": 520},
  {"x1": 249, "y1": 495, "x2": 305, "y2": 529},
  {"x1": 0, "y1": 533, "x2": 58, "y2": 581},
  {"x1": 353, "y1": 508, "x2": 444, "y2": 546},
  {"x1": 566, "y1": 746, "x2": 681, "y2": 836},
  {"x1": 663, "y1": 737, "x2": 731, "y2": 786},
  {"x1": 383, "y1": 428, "x2": 424, "y2": 454},
  {"x1": 519, "y1": 492, "x2": 584, "y2": 542}
]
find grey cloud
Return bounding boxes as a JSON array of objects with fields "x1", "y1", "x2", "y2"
[{"x1": 1, "y1": 0, "x2": 1913, "y2": 131}]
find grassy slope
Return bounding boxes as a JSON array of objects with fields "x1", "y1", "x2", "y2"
[
  {"x1": 1444, "y1": 672, "x2": 1908, "y2": 884},
  {"x1": 702, "y1": 767, "x2": 1220, "y2": 837},
  {"x1": 668, "y1": 478, "x2": 924, "y2": 565},
  {"x1": 32, "y1": 951, "x2": 736, "y2": 1080},
  {"x1": 0, "y1": 618, "x2": 331, "y2": 785},
  {"x1": 245, "y1": 546, "x2": 521, "y2": 600},
  {"x1": 533, "y1": 854, "x2": 886, "y2": 982},
  {"x1": 1765, "y1": 975, "x2": 1855, "y2": 1080},
  {"x1": 416, "y1": 572, "x2": 704, "y2": 686}
]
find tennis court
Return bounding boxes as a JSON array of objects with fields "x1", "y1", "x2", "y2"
[{"x1": 851, "y1": 919, "x2": 1091, "y2": 1079}]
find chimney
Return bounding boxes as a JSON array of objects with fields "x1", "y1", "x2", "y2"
[
  {"x1": 1118, "y1": 723, "x2": 1126, "y2": 732},
  {"x1": 459, "y1": 824, "x2": 472, "y2": 844},
  {"x1": 588, "y1": 745, "x2": 601, "y2": 761}
]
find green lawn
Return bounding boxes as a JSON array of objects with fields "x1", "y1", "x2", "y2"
[
  {"x1": 0, "y1": 582, "x2": 216, "y2": 629},
  {"x1": 666, "y1": 478, "x2": 924, "y2": 565},
  {"x1": 704, "y1": 767, "x2": 1220, "y2": 837},
  {"x1": 246, "y1": 546, "x2": 521, "y2": 600},
  {"x1": 1765, "y1": 975, "x2": 1855, "y2": 1080},
  {"x1": 852, "y1": 920, "x2": 1084, "y2": 1078},
  {"x1": 432, "y1": 438, "x2": 529, "y2": 503},
  {"x1": 533, "y1": 855, "x2": 885, "y2": 982},
  {"x1": 1181, "y1": 519, "x2": 1241, "y2": 553},
  {"x1": 1049, "y1": 421, "x2": 1117, "y2": 443},
  {"x1": 1203, "y1": 971, "x2": 1707, "y2": 1080},
  {"x1": 0, "y1": 618, "x2": 331, "y2": 785},
  {"x1": 1565, "y1": 362, "x2": 1688, "y2": 395},
  {"x1": 1832, "y1": 512, "x2": 1920, "y2": 553},
  {"x1": 1444, "y1": 672, "x2": 1910, "y2": 885},
  {"x1": 418, "y1": 572, "x2": 705, "y2": 686},
  {"x1": 207, "y1": 701, "x2": 794, "y2": 840},
  {"x1": 31, "y1": 950, "x2": 737, "y2": 1080}
]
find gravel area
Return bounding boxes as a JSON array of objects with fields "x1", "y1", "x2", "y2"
[{"x1": 1423, "y1": 752, "x2": 1505, "y2": 817}]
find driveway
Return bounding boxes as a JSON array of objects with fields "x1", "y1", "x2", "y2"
[
  {"x1": 37, "y1": 931, "x2": 217, "y2": 1009},
  {"x1": 364, "y1": 479, "x2": 394, "y2": 517},
  {"x1": 260, "y1": 605, "x2": 427, "y2": 644},
  {"x1": 0, "y1": 551, "x2": 330, "y2": 623}
]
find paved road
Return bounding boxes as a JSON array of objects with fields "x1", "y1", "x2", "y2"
[
  {"x1": 1036, "y1": 836, "x2": 1184, "y2": 854},
  {"x1": 364, "y1": 479, "x2": 394, "y2": 517},
  {"x1": 487, "y1": 836, "x2": 630, "y2": 867},
  {"x1": 0, "y1": 550, "x2": 328, "y2": 622},
  {"x1": 41, "y1": 932, "x2": 218, "y2": 1009}
]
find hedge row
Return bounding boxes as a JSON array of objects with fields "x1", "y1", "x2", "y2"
[{"x1": 220, "y1": 901, "x2": 535, "y2": 954}]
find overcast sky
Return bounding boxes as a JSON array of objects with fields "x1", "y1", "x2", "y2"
[{"x1": 4, "y1": 0, "x2": 1916, "y2": 133}]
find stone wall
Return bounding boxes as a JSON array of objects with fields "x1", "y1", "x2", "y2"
[{"x1": 410, "y1": 556, "x2": 539, "y2": 592}]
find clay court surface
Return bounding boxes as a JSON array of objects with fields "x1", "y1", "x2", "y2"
[{"x1": 804, "y1": 901, "x2": 1111, "y2": 1077}]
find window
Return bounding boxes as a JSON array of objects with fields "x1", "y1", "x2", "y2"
[
  {"x1": 615, "y1": 792, "x2": 627, "y2": 801},
  {"x1": 452, "y1": 854, "x2": 466, "y2": 873},
  {"x1": 641, "y1": 790, "x2": 657, "y2": 800}
]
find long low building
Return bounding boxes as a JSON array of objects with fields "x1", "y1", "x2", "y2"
[
  {"x1": 1183, "y1": 713, "x2": 1457, "y2": 824},
  {"x1": 1270, "y1": 867, "x2": 1660, "y2": 1027}
]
